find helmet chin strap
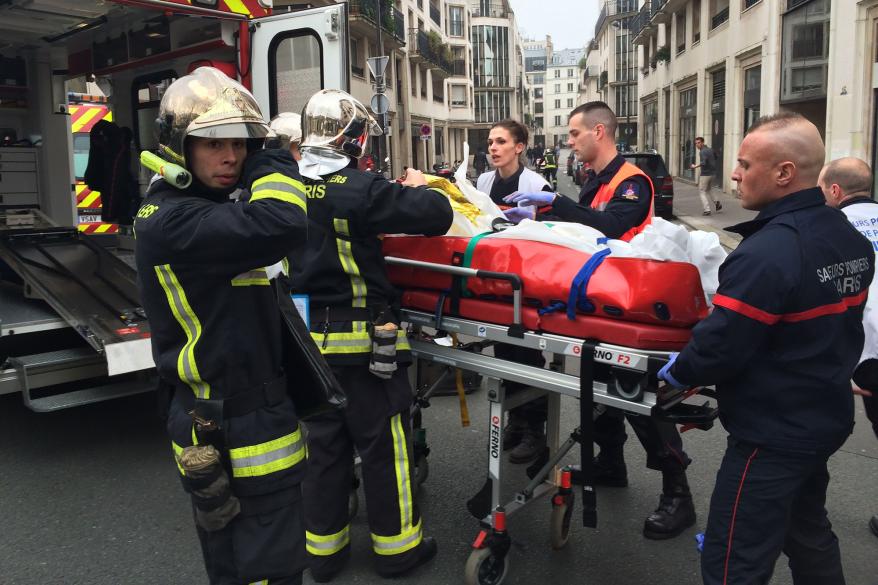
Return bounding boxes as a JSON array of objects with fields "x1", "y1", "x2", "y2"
[{"x1": 299, "y1": 147, "x2": 350, "y2": 180}]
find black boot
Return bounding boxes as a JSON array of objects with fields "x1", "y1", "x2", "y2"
[
  {"x1": 643, "y1": 469, "x2": 696, "y2": 540},
  {"x1": 502, "y1": 419, "x2": 527, "y2": 451},
  {"x1": 570, "y1": 452, "x2": 628, "y2": 487}
]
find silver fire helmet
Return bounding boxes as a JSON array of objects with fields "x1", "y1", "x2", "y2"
[{"x1": 301, "y1": 89, "x2": 381, "y2": 160}]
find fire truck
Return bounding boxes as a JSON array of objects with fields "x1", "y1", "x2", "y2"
[{"x1": 0, "y1": 0, "x2": 348, "y2": 411}]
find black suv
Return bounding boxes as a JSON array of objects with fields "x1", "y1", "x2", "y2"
[{"x1": 621, "y1": 152, "x2": 674, "y2": 219}]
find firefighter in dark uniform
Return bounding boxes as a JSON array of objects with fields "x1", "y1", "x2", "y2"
[
  {"x1": 504, "y1": 101, "x2": 696, "y2": 540},
  {"x1": 540, "y1": 147, "x2": 558, "y2": 190},
  {"x1": 134, "y1": 67, "x2": 310, "y2": 584},
  {"x1": 660, "y1": 113, "x2": 874, "y2": 585},
  {"x1": 289, "y1": 90, "x2": 453, "y2": 582}
]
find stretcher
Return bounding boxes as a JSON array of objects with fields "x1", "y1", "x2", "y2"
[{"x1": 385, "y1": 249, "x2": 718, "y2": 585}]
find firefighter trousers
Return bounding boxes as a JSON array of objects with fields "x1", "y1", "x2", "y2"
[
  {"x1": 595, "y1": 406, "x2": 691, "y2": 472},
  {"x1": 303, "y1": 366, "x2": 424, "y2": 575},
  {"x1": 701, "y1": 436, "x2": 845, "y2": 585},
  {"x1": 195, "y1": 485, "x2": 307, "y2": 585}
]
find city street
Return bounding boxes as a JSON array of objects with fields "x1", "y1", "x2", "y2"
[{"x1": 1, "y1": 162, "x2": 876, "y2": 584}]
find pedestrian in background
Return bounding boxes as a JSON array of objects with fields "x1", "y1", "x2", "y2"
[
  {"x1": 691, "y1": 136, "x2": 721, "y2": 215},
  {"x1": 473, "y1": 147, "x2": 488, "y2": 177},
  {"x1": 818, "y1": 156, "x2": 878, "y2": 539},
  {"x1": 661, "y1": 113, "x2": 873, "y2": 585}
]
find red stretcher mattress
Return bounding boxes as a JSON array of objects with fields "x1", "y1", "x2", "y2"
[
  {"x1": 401, "y1": 290, "x2": 692, "y2": 350},
  {"x1": 384, "y1": 235, "x2": 708, "y2": 328}
]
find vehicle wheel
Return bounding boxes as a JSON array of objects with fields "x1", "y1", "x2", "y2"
[
  {"x1": 464, "y1": 547, "x2": 509, "y2": 585},
  {"x1": 348, "y1": 487, "x2": 359, "y2": 521},
  {"x1": 549, "y1": 498, "x2": 575, "y2": 549}
]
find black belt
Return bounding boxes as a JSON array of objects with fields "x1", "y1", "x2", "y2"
[
  {"x1": 175, "y1": 375, "x2": 288, "y2": 421},
  {"x1": 309, "y1": 306, "x2": 381, "y2": 329}
]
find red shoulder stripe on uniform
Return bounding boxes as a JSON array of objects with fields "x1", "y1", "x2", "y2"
[
  {"x1": 780, "y1": 290, "x2": 868, "y2": 322},
  {"x1": 712, "y1": 294, "x2": 780, "y2": 325},
  {"x1": 713, "y1": 291, "x2": 868, "y2": 325}
]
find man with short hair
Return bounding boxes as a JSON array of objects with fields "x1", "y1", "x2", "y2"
[
  {"x1": 691, "y1": 137, "x2": 721, "y2": 215},
  {"x1": 504, "y1": 101, "x2": 697, "y2": 540},
  {"x1": 660, "y1": 114, "x2": 873, "y2": 585},
  {"x1": 818, "y1": 156, "x2": 878, "y2": 539}
]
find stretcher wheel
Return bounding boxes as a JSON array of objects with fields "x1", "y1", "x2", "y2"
[
  {"x1": 549, "y1": 499, "x2": 574, "y2": 549},
  {"x1": 464, "y1": 547, "x2": 509, "y2": 585}
]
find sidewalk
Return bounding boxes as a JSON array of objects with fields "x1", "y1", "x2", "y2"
[{"x1": 672, "y1": 179, "x2": 756, "y2": 250}]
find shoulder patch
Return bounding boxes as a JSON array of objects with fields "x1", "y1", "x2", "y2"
[{"x1": 619, "y1": 182, "x2": 640, "y2": 200}]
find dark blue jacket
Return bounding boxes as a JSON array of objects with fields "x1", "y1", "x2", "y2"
[{"x1": 671, "y1": 188, "x2": 873, "y2": 453}]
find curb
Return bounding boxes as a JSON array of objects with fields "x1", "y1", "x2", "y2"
[{"x1": 675, "y1": 214, "x2": 742, "y2": 250}]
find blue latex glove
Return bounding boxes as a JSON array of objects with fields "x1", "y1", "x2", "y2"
[
  {"x1": 503, "y1": 191, "x2": 556, "y2": 207},
  {"x1": 503, "y1": 206, "x2": 535, "y2": 224},
  {"x1": 657, "y1": 352, "x2": 686, "y2": 388}
]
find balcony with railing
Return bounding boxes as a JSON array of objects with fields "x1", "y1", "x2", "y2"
[
  {"x1": 594, "y1": 0, "x2": 638, "y2": 38},
  {"x1": 471, "y1": 3, "x2": 507, "y2": 18},
  {"x1": 630, "y1": 1, "x2": 655, "y2": 44},
  {"x1": 348, "y1": 0, "x2": 406, "y2": 47},
  {"x1": 648, "y1": 0, "x2": 671, "y2": 24},
  {"x1": 408, "y1": 28, "x2": 453, "y2": 77},
  {"x1": 429, "y1": 2, "x2": 441, "y2": 25},
  {"x1": 710, "y1": 6, "x2": 729, "y2": 29}
]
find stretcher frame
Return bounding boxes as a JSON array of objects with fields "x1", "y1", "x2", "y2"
[{"x1": 386, "y1": 256, "x2": 717, "y2": 585}]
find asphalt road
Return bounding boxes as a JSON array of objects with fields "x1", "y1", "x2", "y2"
[{"x1": 1, "y1": 164, "x2": 876, "y2": 584}]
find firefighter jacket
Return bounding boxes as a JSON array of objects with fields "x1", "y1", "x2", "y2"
[
  {"x1": 287, "y1": 168, "x2": 453, "y2": 366},
  {"x1": 548, "y1": 154, "x2": 653, "y2": 240},
  {"x1": 670, "y1": 188, "x2": 874, "y2": 453},
  {"x1": 134, "y1": 149, "x2": 310, "y2": 496}
]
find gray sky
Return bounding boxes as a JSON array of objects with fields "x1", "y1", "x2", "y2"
[{"x1": 508, "y1": 0, "x2": 600, "y2": 51}]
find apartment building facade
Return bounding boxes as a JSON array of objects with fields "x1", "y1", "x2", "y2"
[
  {"x1": 467, "y1": 0, "x2": 526, "y2": 151},
  {"x1": 589, "y1": 0, "x2": 640, "y2": 148},
  {"x1": 545, "y1": 48, "x2": 586, "y2": 148},
  {"x1": 523, "y1": 35, "x2": 553, "y2": 147},
  {"x1": 631, "y1": 0, "x2": 878, "y2": 194}
]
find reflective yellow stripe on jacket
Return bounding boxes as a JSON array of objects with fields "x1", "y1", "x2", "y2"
[
  {"x1": 333, "y1": 218, "x2": 368, "y2": 336},
  {"x1": 228, "y1": 427, "x2": 305, "y2": 478},
  {"x1": 250, "y1": 172, "x2": 307, "y2": 212},
  {"x1": 155, "y1": 264, "x2": 211, "y2": 399},
  {"x1": 306, "y1": 525, "x2": 351, "y2": 556},
  {"x1": 231, "y1": 267, "x2": 270, "y2": 287},
  {"x1": 312, "y1": 329, "x2": 410, "y2": 356}
]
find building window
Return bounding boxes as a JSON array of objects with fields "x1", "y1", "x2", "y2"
[
  {"x1": 554, "y1": 69, "x2": 560, "y2": 78},
  {"x1": 676, "y1": 11, "x2": 686, "y2": 54},
  {"x1": 615, "y1": 18, "x2": 634, "y2": 82},
  {"x1": 351, "y1": 37, "x2": 364, "y2": 77},
  {"x1": 554, "y1": 115, "x2": 561, "y2": 126},
  {"x1": 535, "y1": 87, "x2": 543, "y2": 98},
  {"x1": 421, "y1": 67, "x2": 427, "y2": 98},
  {"x1": 693, "y1": 0, "x2": 701, "y2": 43},
  {"x1": 451, "y1": 85, "x2": 467, "y2": 106},
  {"x1": 534, "y1": 75, "x2": 544, "y2": 84},
  {"x1": 567, "y1": 68, "x2": 573, "y2": 77},
  {"x1": 411, "y1": 62, "x2": 417, "y2": 97},
  {"x1": 567, "y1": 98, "x2": 574, "y2": 108},
  {"x1": 472, "y1": 25, "x2": 510, "y2": 88},
  {"x1": 743, "y1": 65, "x2": 761, "y2": 132},
  {"x1": 743, "y1": 0, "x2": 761, "y2": 9},
  {"x1": 449, "y1": 5, "x2": 464, "y2": 37},
  {"x1": 679, "y1": 87, "x2": 697, "y2": 179},
  {"x1": 554, "y1": 83, "x2": 561, "y2": 93},
  {"x1": 643, "y1": 100, "x2": 658, "y2": 151},
  {"x1": 710, "y1": 0, "x2": 730, "y2": 29},
  {"x1": 780, "y1": 0, "x2": 828, "y2": 103},
  {"x1": 567, "y1": 82, "x2": 574, "y2": 92},
  {"x1": 474, "y1": 90, "x2": 511, "y2": 123},
  {"x1": 534, "y1": 102, "x2": 544, "y2": 114},
  {"x1": 554, "y1": 99, "x2": 560, "y2": 108}
]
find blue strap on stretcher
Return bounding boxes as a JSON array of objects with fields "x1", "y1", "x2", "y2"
[{"x1": 566, "y1": 248, "x2": 612, "y2": 320}]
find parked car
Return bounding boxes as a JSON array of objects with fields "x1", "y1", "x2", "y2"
[
  {"x1": 572, "y1": 160, "x2": 589, "y2": 186},
  {"x1": 566, "y1": 151, "x2": 575, "y2": 176},
  {"x1": 620, "y1": 152, "x2": 674, "y2": 219}
]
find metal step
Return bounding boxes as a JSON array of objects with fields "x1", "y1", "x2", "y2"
[
  {"x1": 7, "y1": 348, "x2": 153, "y2": 412},
  {"x1": 21, "y1": 378, "x2": 154, "y2": 412}
]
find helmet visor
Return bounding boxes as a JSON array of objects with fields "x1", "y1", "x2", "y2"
[{"x1": 188, "y1": 121, "x2": 270, "y2": 140}]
